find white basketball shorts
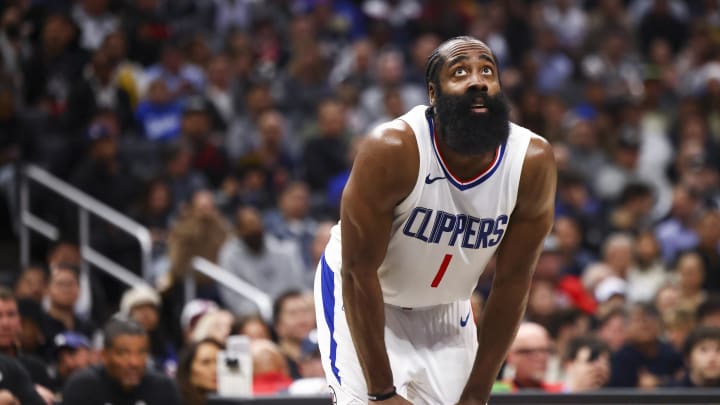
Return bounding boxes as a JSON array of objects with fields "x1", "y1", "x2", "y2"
[{"x1": 314, "y1": 255, "x2": 479, "y2": 405}]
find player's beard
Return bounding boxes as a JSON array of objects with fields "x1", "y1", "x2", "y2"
[{"x1": 433, "y1": 87, "x2": 510, "y2": 155}]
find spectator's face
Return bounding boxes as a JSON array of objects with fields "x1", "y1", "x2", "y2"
[
  {"x1": 317, "y1": 102, "x2": 345, "y2": 138},
  {"x1": 276, "y1": 296, "x2": 315, "y2": 343},
  {"x1": 0, "y1": 299, "x2": 20, "y2": 348},
  {"x1": 689, "y1": 339, "x2": 720, "y2": 383},
  {"x1": 508, "y1": 325, "x2": 552, "y2": 384},
  {"x1": 103, "y1": 334, "x2": 149, "y2": 390},
  {"x1": 208, "y1": 57, "x2": 231, "y2": 88},
  {"x1": 677, "y1": 254, "x2": 705, "y2": 292},
  {"x1": 299, "y1": 354, "x2": 324, "y2": 378},
  {"x1": 181, "y1": 112, "x2": 210, "y2": 139},
  {"x1": 241, "y1": 319, "x2": 271, "y2": 341},
  {"x1": 48, "y1": 269, "x2": 80, "y2": 311},
  {"x1": 191, "y1": 191, "x2": 216, "y2": 219},
  {"x1": 147, "y1": 182, "x2": 170, "y2": 213},
  {"x1": 604, "y1": 242, "x2": 633, "y2": 276},
  {"x1": 103, "y1": 32, "x2": 126, "y2": 62},
  {"x1": 42, "y1": 16, "x2": 74, "y2": 52},
  {"x1": 236, "y1": 208, "x2": 264, "y2": 252},
  {"x1": 258, "y1": 111, "x2": 284, "y2": 147},
  {"x1": 93, "y1": 136, "x2": 118, "y2": 162},
  {"x1": 190, "y1": 342, "x2": 220, "y2": 392},
  {"x1": 627, "y1": 309, "x2": 660, "y2": 344},
  {"x1": 635, "y1": 234, "x2": 660, "y2": 266},
  {"x1": 279, "y1": 185, "x2": 309, "y2": 220},
  {"x1": 18, "y1": 318, "x2": 43, "y2": 353},
  {"x1": 598, "y1": 314, "x2": 627, "y2": 352},
  {"x1": 15, "y1": 268, "x2": 47, "y2": 302},
  {"x1": 655, "y1": 286, "x2": 680, "y2": 316},
  {"x1": 554, "y1": 217, "x2": 581, "y2": 252},
  {"x1": 527, "y1": 281, "x2": 556, "y2": 317},
  {"x1": 130, "y1": 304, "x2": 159, "y2": 332},
  {"x1": 148, "y1": 80, "x2": 170, "y2": 104},
  {"x1": 58, "y1": 347, "x2": 92, "y2": 378}
]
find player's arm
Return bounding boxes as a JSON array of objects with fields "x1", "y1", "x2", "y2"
[
  {"x1": 459, "y1": 137, "x2": 557, "y2": 405},
  {"x1": 340, "y1": 121, "x2": 418, "y2": 397}
]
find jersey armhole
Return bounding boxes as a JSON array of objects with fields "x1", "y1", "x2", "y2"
[{"x1": 394, "y1": 116, "x2": 426, "y2": 214}]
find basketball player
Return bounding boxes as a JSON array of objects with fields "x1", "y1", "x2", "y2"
[{"x1": 314, "y1": 36, "x2": 556, "y2": 404}]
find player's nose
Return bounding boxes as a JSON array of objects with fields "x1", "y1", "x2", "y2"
[{"x1": 467, "y1": 74, "x2": 488, "y2": 93}]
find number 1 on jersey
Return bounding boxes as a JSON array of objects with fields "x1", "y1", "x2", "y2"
[{"x1": 431, "y1": 254, "x2": 453, "y2": 287}]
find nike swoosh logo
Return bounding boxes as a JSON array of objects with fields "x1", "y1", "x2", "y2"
[
  {"x1": 425, "y1": 174, "x2": 446, "y2": 184},
  {"x1": 460, "y1": 311, "x2": 471, "y2": 327}
]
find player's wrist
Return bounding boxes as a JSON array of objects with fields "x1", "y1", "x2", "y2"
[{"x1": 368, "y1": 385, "x2": 397, "y2": 402}]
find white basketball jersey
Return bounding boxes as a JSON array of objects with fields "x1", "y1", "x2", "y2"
[{"x1": 324, "y1": 105, "x2": 535, "y2": 308}]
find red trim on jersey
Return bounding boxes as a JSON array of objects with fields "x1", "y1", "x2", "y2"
[{"x1": 432, "y1": 134, "x2": 502, "y2": 185}]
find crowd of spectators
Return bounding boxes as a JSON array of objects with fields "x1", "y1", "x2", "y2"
[{"x1": 1, "y1": 0, "x2": 720, "y2": 403}]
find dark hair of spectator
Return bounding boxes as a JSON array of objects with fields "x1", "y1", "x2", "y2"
[
  {"x1": 547, "y1": 308, "x2": 587, "y2": 340},
  {"x1": 682, "y1": 326, "x2": 720, "y2": 358},
  {"x1": 272, "y1": 289, "x2": 304, "y2": 326},
  {"x1": 697, "y1": 295, "x2": 720, "y2": 321},
  {"x1": 231, "y1": 313, "x2": 269, "y2": 336},
  {"x1": 103, "y1": 316, "x2": 146, "y2": 349},
  {"x1": 597, "y1": 307, "x2": 628, "y2": 328},
  {"x1": 563, "y1": 334, "x2": 610, "y2": 363},
  {"x1": 176, "y1": 338, "x2": 224, "y2": 405},
  {"x1": 618, "y1": 182, "x2": 654, "y2": 206},
  {"x1": 632, "y1": 302, "x2": 661, "y2": 320},
  {"x1": 0, "y1": 286, "x2": 14, "y2": 302}
]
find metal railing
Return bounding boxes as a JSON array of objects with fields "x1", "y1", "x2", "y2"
[
  {"x1": 20, "y1": 164, "x2": 273, "y2": 320},
  {"x1": 19, "y1": 164, "x2": 152, "y2": 288},
  {"x1": 186, "y1": 257, "x2": 274, "y2": 322}
]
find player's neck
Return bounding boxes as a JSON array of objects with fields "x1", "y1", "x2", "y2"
[{"x1": 434, "y1": 125, "x2": 497, "y2": 182}]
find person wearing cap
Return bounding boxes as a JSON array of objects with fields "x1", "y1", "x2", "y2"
[
  {"x1": 134, "y1": 78, "x2": 183, "y2": 141},
  {"x1": 69, "y1": 111, "x2": 140, "y2": 215},
  {"x1": 179, "y1": 299, "x2": 219, "y2": 344},
  {"x1": 61, "y1": 317, "x2": 181, "y2": 405},
  {"x1": 51, "y1": 331, "x2": 92, "y2": 390},
  {"x1": 594, "y1": 275, "x2": 627, "y2": 318},
  {"x1": 120, "y1": 286, "x2": 176, "y2": 374}
]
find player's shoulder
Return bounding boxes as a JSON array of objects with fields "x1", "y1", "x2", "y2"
[
  {"x1": 360, "y1": 112, "x2": 420, "y2": 161},
  {"x1": 348, "y1": 110, "x2": 421, "y2": 203},
  {"x1": 509, "y1": 122, "x2": 554, "y2": 167}
]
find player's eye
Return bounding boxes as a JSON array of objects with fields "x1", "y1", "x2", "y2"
[
  {"x1": 482, "y1": 66, "x2": 493, "y2": 75},
  {"x1": 453, "y1": 67, "x2": 468, "y2": 76}
]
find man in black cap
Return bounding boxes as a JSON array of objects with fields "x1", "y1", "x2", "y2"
[{"x1": 51, "y1": 331, "x2": 93, "y2": 390}]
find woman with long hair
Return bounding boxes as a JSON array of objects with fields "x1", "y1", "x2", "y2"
[{"x1": 176, "y1": 338, "x2": 224, "y2": 405}]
